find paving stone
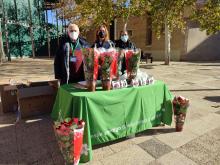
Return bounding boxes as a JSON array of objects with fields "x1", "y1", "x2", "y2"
[
  {"x1": 130, "y1": 134, "x2": 153, "y2": 144},
  {"x1": 101, "y1": 145, "x2": 154, "y2": 165},
  {"x1": 147, "y1": 160, "x2": 162, "y2": 165},
  {"x1": 157, "y1": 150, "x2": 197, "y2": 165},
  {"x1": 199, "y1": 113, "x2": 220, "y2": 127},
  {"x1": 18, "y1": 143, "x2": 50, "y2": 164},
  {"x1": 38, "y1": 158, "x2": 54, "y2": 165},
  {"x1": 177, "y1": 133, "x2": 220, "y2": 164},
  {"x1": 155, "y1": 129, "x2": 198, "y2": 149},
  {"x1": 0, "y1": 152, "x2": 19, "y2": 164},
  {"x1": 209, "y1": 127, "x2": 220, "y2": 140},
  {"x1": 0, "y1": 125, "x2": 17, "y2": 144},
  {"x1": 109, "y1": 139, "x2": 135, "y2": 153},
  {"x1": 196, "y1": 134, "x2": 220, "y2": 152},
  {"x1": 205, "y1": 153, "x2": 220, "y2": 165},
  {"x1": 0, "y1": 142, "x2": 18, "y2": 153},
  {"x1": 82, "y1": 160, "x2": 103, "y2": 165},
  {"x1": 52, "y1": 152, "x2": 65, "y2": 165},
  {"x1": 138, "y1": 138, "x2": 173, "y2": 158},
  {"x1": 92, "y1": 146, "x2": 114, "y2": 161},
  {"x1": 47, "y1": 141, "x2": 62, "y2": 155},
  {"x1": 184, "y1": 118, "x2": 218, "y2": 136}
]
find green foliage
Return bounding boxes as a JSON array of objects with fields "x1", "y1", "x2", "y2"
[
  {"x1": 58, "y1": 0, "x2": 149, "y2": 32},
  {"x1": 149, "y1": 0, "x2": 196, "y2": 38},
  {"x1": 59, "y1": 0, "x2": 197, "y2": 37},
  {"x1": 192, "y1": 0, "x2": 220, "y2": 35}
]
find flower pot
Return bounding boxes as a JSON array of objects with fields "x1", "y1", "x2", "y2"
[
  {"x1": 175, "y1": 113, "x2": 186, "y2": 132},
  {"x1": 102, "y1": 80, "x2": 111, "y2": 90},
  {"x1": 86, "y1": 81, "x2": 96, "y2": 92}
]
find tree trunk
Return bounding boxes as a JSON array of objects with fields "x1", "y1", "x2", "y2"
[
  {"x1": 56, "y1": 10, "x2": 59, "y2": 47},
  {"x1": 5, "y1": 22, "x2": 10, "y2": 61},
  {"x1": 0, "y1": 21, "x2": 5, "y2": 63},
  {"x1": 28, "y1": 0, "x2": 35, "y2": 58},
  {"x1": 114, "y1": 18, "x2": 117, "y2": 40},
  {"x1": 2, "y1": 0, "x2": 10, "y2": 61},
  {"x1": 14, "y1": 0, "x2": 22, "y2": 58},
  {"x1": 165, "y1": 19, "x2": 171, "y2": 65},
  {"x1": 46, "y1": 10, "x2": 50, "y2": 58}
]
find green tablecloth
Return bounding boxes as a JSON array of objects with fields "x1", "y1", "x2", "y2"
[{"x1": 51, "y1": 80, "x2": 173, "y2": 163}]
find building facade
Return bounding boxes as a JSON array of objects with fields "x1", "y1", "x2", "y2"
[{"x1": 86, "y1": 13, "x2": 220, "y2": 61}]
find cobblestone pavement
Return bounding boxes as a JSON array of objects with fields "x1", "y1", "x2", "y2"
[{"x1": 0, "y1": 59, "x2": 220, "y2": 165}]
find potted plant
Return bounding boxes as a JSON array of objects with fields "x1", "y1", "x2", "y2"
[
  {"x1": 125, "y1": 49, "x2": 141, "y2": 83},
  {"x1": 54, "y1": 117, "x2": 85, "y2": 165},
  {"x1": 173, "y1": 96, "x2": 190, "y2": 132},
  {"x1": 82, "y1": 48, "x2": 99, "y2": 91}
]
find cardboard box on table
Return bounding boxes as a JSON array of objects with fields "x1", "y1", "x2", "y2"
[
  {"x1": 0, "y1": 84, "x2": 24, "y2": 113},
  {"x1": 28, "y1": 80, "x2": 59, "y2": 89},
  {"x1": 0, "y1": 79, "x2": 58, "y2": 118},
  {"x1": 17, "y1": 85, "x2": 56, "y2": 118}
]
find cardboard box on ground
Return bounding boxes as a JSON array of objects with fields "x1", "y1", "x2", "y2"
[{"x1": 0, "y1": 80, "x2": 58, "y2": 118}]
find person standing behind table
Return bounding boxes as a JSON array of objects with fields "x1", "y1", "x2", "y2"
[
  {"x1": 115, "y1": 30, "x2": 136, "y2": 75},
  {"x1": 54, "y1": 23, "x2": 90, "y2": 85},
  {"x1": 92, "y1": 25, "x2": 115, "y2": 80},
  {"x1": 92, "y1": 25, "x2": 115, "y2": 49}
]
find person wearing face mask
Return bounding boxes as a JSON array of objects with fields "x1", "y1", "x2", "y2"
[
  {"x1": 115, "y1": 30, "x2": 136, "y2": 75},
  {"x1": 54, "y1": 23, "x2": 90, "y2": 85},
  {"x1": 92, "y1": 25, "x2": 115, "y2": 49},
  {"x1": 115, "y1": 30, "x2": 136, "y2": 49}
]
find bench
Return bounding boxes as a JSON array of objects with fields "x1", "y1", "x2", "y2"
[{"x1": 141, "y1": 52, "x2": 153, "y2": 63}]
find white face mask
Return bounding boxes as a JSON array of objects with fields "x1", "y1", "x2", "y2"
[
  {"x1": 69, "y1": 31, "x2": 79, "y2": 41},
  {"x1": 121, "y1": 35, "x2": 129, "y2": 43}
]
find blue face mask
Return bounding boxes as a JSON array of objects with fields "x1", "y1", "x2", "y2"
[{"x1": 121, "y1": 35, "x2": 128, "y2": 42}]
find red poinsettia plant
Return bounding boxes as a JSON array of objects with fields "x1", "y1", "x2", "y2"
[
  {"x1": 54, "y1": 117, "x2": 85, "y2": 165},
  {"x1": 173, "y1": 96, "x2": 190, "y2": 132},
  {"x1": 173, "y1": 96, "x2": 189, "y2": 115}
]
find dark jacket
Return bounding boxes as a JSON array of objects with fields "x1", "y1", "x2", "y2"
[
  {"x1": 115, "y1": 39, "x2": 136, "y2": 50},
  {"x1": 92, "y1": 40, "x2": 115, "y2": 49},
  {"x1": 54, "y1": 35, "x2": 90, "y2": 84},
  {"x1": 115, "y1": 39, "x2": 136, "y2": 75}
]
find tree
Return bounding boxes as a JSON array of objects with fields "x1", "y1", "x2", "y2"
[
  {"x1": 192, "y1": 0, "x2": 220, "y2": 35},
  {"x1": 57, "y1": 0, "x2": 196, "y2": 65},
  {"x1": 149, "y1": 0, "x2": 196, "y2": 65},
  {"x1": 56, "y1": 0, "x2": 149, "y2": 33},
  {"x1": 0, "y1": 20, "x2": 5, "y2": 63}
]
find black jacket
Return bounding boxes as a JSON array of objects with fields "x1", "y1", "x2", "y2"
[
  {"x1": 115, "y1": 39, "x2": 136, "y2": 50},
  {"x1": 54, "y1": 35, "x2": 90, "y2": 84},
  {"x1": 92, "y1": 40, "x2": 115, "y2": 49}
]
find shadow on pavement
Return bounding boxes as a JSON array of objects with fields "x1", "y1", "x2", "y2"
[
  {"x1": 0, "y1": 114, "x2": 64, "y2": 164},
  {"x1": 204, "y1": 96, "x2": 220, "y2": 103},
  {"x1": 171, "y1": 88, "x2": 220, "y2": 92},
  {"x1": 93, "y1": 127, "x2": 176, "y2": 150}
]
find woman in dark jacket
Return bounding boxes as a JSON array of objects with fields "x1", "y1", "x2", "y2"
[
  {"x1": 115, "y1": 30, "x2": 136, "y2": 75},
  {"x1": 54, "y1": 23, "x2": 90, "y2": 85},
  {"x1": 92, "y1": 24, "x2": 115, "y2": 49}
]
